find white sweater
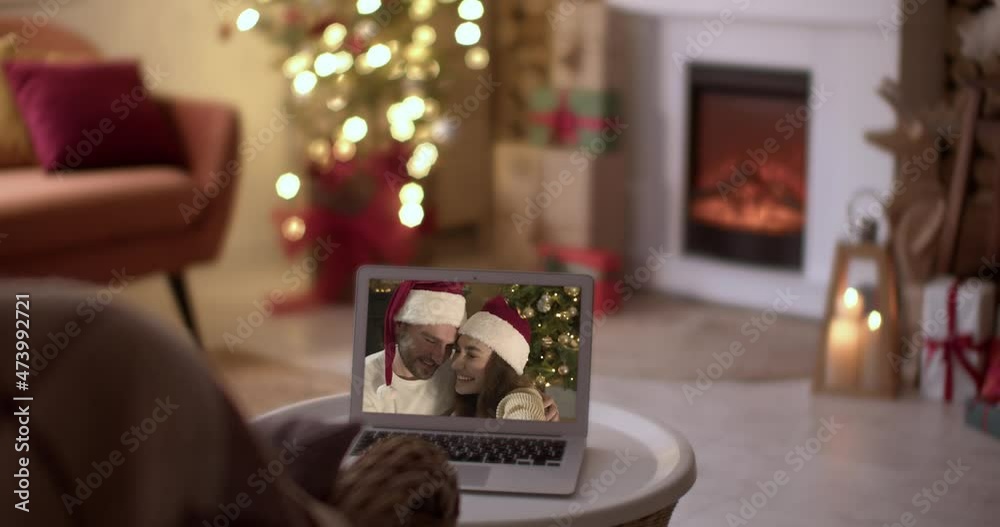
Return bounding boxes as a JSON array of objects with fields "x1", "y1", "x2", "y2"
[
  {"x1": 496, "y1": 388, "x2": 546, "y2": 420},
  {"x1": 362, "y1": 350, "x2": 455, "y2": 415}
]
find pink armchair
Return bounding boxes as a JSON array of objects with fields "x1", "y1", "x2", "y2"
[{"x1": 0, "y1": 20, "x2": 241, "y2": 343}]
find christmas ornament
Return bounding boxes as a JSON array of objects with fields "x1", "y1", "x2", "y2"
[
  {"x1": 541, "y1": 335, "x2": 553, "y2": 348},
  {"x1": 535, "y1": 375, "x2": 547, "y2": 386},
  {"x1": 537, "y1": 298, "x2": 552, "y2": 313},
  {"x1": 521, "y1": 306, "x2": 535, "y2": 319},
  {"x1": 567, "y1": 306, "x2": 578, "y2": 317},
  {"x1": 558, "y1": 333, "x2": 571, "y2": 346},
  {"x1": 565, "y1": 286, "x2": 580, "y2": 297},
  {"x1": 545, "y1": 351, "x2": 556, "y2": 361},
  {"x1": 558, "y1": 364, "x2": 569, "y2": 375}
]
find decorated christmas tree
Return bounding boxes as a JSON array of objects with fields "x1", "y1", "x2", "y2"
[
  {"x1": 220, "y1": 0, "x2": 488, "y2": 301},
  {"x1": 504, "y1": 284, "x2": 581, "y2": 391}
]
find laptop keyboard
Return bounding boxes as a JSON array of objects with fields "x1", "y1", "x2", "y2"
[{"x1": 350, "y1": 430, "x2": 566, "y2": 466}]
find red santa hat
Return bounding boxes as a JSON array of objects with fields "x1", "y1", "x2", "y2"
[
  {"x1": 383, "y1": 280, "x2": 466, "y2": 386},
  {"x1": 458, "y1": 296, "x2": 532, "y2": 374}
]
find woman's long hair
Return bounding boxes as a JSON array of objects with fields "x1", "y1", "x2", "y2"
[{"x1": 453, "y1": 353, "x2": 536, "y2": 418}]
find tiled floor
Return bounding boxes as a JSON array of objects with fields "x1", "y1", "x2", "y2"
[{"x1": 117, "y1": 255, "x2": 1000, "y2": 526}]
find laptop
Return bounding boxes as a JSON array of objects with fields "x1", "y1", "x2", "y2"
[{"x1": 346, "y1": 265, "x2": 593, "y2": 495}]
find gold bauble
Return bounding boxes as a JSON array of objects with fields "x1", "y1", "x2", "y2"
[
  {"x1": 535, "y1": 375, "x2": 547, "y2": 386},
  {"x1": 536, "y1": 298, "x2": 551, "y2": 313},
  {"x1": 558, "y1": 364, "x2": 569, "y2": 375},
  {"x1": 545, "y1": 351, "x2": 556, "y2": 361},
  {"x1": 541, "y1": 336, "x2": 553, "y2": 348},
  {"x1": 565, "y1": 286, "x2": 580, "y2": 297},
  {"x1": 558, "y1": 333, "x2": 571, "y2": 346},
  {"x1": 521, "y1": 306, "x2": 535, "y2": 319},
  {"x1": 568, "y1": 306, "x2": 578, "y2": 317}
]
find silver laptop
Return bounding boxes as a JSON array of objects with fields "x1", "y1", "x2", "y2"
[{"x1": 346, "y1": 265, "x2": 593, "y2": 495}]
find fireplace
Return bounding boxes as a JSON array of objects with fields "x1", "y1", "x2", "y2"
[{"x1": 684, "y1": 64, "x2": 810, "y2": 270}]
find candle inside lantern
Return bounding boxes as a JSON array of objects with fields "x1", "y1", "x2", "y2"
[
  {"x1": 825, "y1": 314, "x2": 861, "y2": 390},
  {"x1": 859, "y1": 310, "x2": 883, "y2": 392}
]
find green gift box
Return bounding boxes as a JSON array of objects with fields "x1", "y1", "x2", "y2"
[
  {"x1": 527, "y1": 87, "x2": 621, "y2": 151},
  {"x1": 965, "y1": 399, "x2": 1000, "y2": 440}
]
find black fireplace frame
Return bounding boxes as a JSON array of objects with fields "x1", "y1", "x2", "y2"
[{"x1": 684, "y1": 62, "x2": 811, "y2": 270}]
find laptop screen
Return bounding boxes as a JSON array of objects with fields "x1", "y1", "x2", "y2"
[{"x1": 362, "y1": 279, "x2": 579, "y2": 423}]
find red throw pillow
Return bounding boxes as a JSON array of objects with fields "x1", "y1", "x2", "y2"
[{"x1": 2, "y1": 60, "x2": 184, "y2": 172}]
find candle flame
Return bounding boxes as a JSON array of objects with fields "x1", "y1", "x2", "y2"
[
  {"x1": 843, "y1": 287, "x2": 859, "y2": 308},
  {"x1": 868, "y1": 310, "x2": 882, "y2": 331}
]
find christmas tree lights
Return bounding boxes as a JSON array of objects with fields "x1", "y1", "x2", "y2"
[
  {"x1": 504, "y1": 284, "x2": 581, "y2": 390},
  {"x1": 222, "y1": 0, "x2": 488, "y2": 233}
]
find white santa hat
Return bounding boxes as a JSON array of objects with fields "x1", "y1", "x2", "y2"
[{"x1": 458, "y1": 296, "x2": 532, "y2": 374}]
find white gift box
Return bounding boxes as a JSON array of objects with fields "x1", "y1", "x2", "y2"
[{"x1": 920, "y1": 277, "x2": 995, "y2": 403}]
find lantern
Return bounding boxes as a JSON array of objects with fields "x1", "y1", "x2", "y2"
[{"x1": 813, "y1": 192, "x2": 899, "y2": 397}]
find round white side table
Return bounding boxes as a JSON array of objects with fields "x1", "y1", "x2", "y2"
[{"x1": 255, "y1": 395, "x2": 697, "y2": 527}]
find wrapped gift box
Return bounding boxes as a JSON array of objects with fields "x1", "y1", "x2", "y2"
[
  {"x1": 965, "y1": 399, "x2": 1000, "y2": 440},
  {"x1": 549, "y1": 0, "x2": 629, "y2": 91},
  {"x1": 493, "y1": 143, "x2": 545, "y2": 269},
  {"x1": 920, "y1": 277, "x2": 996, "y2": 403},
  {"x1": 528, "y1": 87, "x2": 621, "y2": 150},
  {"x1": 493, "y1": 142, "x2": 627, "y2": 260}
]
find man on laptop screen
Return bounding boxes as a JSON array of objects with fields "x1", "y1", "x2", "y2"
[{"x1": 362, "y1": 280, "x2": 467, "y2": 415}]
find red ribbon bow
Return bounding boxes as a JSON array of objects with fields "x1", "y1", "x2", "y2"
[
  {"x1": 531, "y1": 91, "x2": 607, "y2": 145},
  {"x1": 924, "y1": 280, "x2": 987, "y2": 402}
]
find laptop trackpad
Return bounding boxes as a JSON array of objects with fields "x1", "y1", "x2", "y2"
[{"x1": 456, "y1": 465, "x2": 490, "y2": 487}]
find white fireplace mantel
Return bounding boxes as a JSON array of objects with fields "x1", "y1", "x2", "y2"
[
  {"x1": 608, "y1": 0, "x2": 900, "y2": 28},
  {"x1": 611, "y1": 0, "x2": 903, "y2": 318}
]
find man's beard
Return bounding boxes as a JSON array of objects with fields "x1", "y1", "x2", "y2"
[{"x1": 396, "y1": 330, "x2": 438, "y2": 380}]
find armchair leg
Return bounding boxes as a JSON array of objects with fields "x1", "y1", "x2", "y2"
[{"x1": 168, "y1": 272, "x2": 202, "y2": 346}]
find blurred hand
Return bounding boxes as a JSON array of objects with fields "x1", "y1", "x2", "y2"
[{"x1": 542, "y1": 394, "x2": 560, "y2": 422}]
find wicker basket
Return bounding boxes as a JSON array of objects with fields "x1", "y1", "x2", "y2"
[
  {"x1": 614, "y1": 503, "x2": 676, "y2": 527},
  {"x1": 331, "y1": 436, "x2": 460, "y2": 527}
]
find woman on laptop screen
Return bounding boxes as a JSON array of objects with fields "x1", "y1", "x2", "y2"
[{"x1": 451, "y1": 296, "x2": 547, "y2": 420}]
